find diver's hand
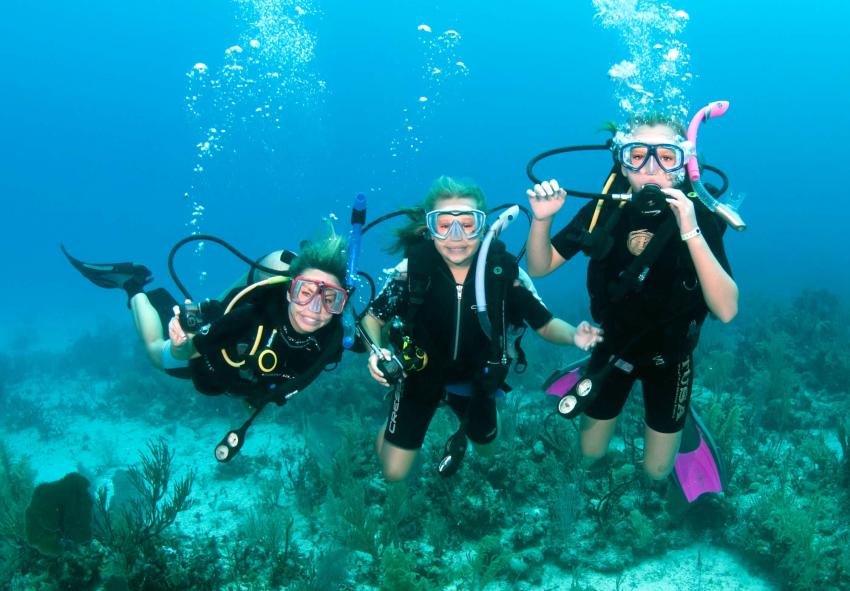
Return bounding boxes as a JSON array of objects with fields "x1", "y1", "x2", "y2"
[
  {"x1": 663, "y1": 188, "x2": 698, "y2": 234},
  {"x1": 573, "y1": 321, "x2": 604, "y2": 352},
  {"x1": 526, "y1": 179, "x2": 566, "y2": 221},
  {"x1": 368, "y1": 348, "x2": 393, "y2": 387},
  {"x1": 168, "y1": 304, "x2": 195, "y2": 359}
]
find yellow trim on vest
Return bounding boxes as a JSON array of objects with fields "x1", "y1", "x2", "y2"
[
  {"x1": 221, "y1": 350, "x2": 245, "y2": 368},
  {"x1": 220, "y1": 325, "x2": 265, "y2": 368},
  {"x1": 224, "y1": 275, "x2": 288, "y2": 315},
  {"x1": 257, "y1": 349, "x2": 278, "y2": 373},
  {"x1": 248, "y1": 325, "x2": 265, "y2": 356},
  {"x1": 588, "y1": 173, "x2": 630, "y2": 233},
  {"x1": 218, "y1": 276, "x2": 288, "y2": 368}
]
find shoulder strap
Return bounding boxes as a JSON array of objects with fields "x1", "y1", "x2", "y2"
[
  {"x1": 608, "y1": 215, "x2": 678, "y2": 302},
  {"x1": 582, "y1": 201, "x2": 626, "y2": 261},
  {"x1": 403, "y1": 241, "x2": 434, "y2": 326}
]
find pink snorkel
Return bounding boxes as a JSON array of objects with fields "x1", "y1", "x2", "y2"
[{"x1": 686, "y1": 101, "x2": 747, "y2": 231}]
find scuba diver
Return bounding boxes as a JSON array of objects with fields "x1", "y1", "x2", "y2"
[
  {"x1": 525, "y1": 110, "x2": 738, "y2": 495},
  {"x1": 362, "y1": 176, "x2": 603, "y2": 481},
  {"x1": 63, "y1": 232, "x2": 358, "y2": 460}
]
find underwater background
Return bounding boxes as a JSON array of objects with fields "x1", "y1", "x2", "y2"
[{"x1": 1, "y1": 0, "x2": 849, "y2": 589}]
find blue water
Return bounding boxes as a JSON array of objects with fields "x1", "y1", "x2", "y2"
[
  {"x1": 0, "y1": 0, "x2": 850, "y2": 588},
  {"x1": 1, "y1": 0, "x2": 848, "y2": 342}
]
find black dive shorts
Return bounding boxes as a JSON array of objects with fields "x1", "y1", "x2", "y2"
[
  {"x1": 583, "y1": 343, "x2": 694, "y2": 433},
  {"x1": 382, "y1": 385, "x2": 498, "y2": 450}
]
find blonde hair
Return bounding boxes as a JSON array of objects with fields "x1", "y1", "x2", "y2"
[
  {"x1": 390, "y1": 176, "x2": 487, "y2": 254},
  {"x1": 604, "y1": 112, "x2": 687, "y2": 138}
]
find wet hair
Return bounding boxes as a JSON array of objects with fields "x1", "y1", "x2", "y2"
[
  {"x1": 288, "y1": 233, "x2": 347, "y2": 286},
  {"x1": 603, "y1": 112, "x2": 687, "y2": 138},
  {"x1": 603, "y1": 112, "x2": 694, "y2": 189},
  {"x1": 389, "y1": 175, "x2": 488, "y2": 254}
]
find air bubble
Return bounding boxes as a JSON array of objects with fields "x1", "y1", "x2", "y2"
[
  {"x1": 593, "y1": 0, "x2": 692, "y2": 118},
  {"x1": 183, "y1": 0, "x2": 323, "y2": 250},
  {"x1": 387, "y1": 25, "x2": 469, "y2": 176}
]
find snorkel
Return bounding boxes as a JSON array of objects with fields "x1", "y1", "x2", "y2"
[
  {"x1": 525, "y1": 102, "x2": 746, "y2": 222},
  {"x1": 343, "y1": 193, "x2": 367, "y2": 348},
  {"x1": 475, "y1": 205, "x2": 521, "y2": 338},
  {"x1": 686, "y1": 101, "x2": 747, "y2": 231}
]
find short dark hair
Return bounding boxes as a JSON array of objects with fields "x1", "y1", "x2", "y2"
[{"x1": 288, "y1": 233, "x2": 347, "y2": 285}]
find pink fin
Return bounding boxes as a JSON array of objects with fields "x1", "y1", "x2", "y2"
[
  {"x1": 674, "y1": 435, "x2": 723, "y2": 503},
  {"x1": 545, "y1": 368, "x2": 581, "y2": 398}
]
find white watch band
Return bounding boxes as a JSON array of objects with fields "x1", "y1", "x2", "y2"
[{"x1": 681, "y1": 227, "x2": 701, "y2": 241}]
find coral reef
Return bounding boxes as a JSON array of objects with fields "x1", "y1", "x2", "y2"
[
  {"x1": 25, "y1": 472, "x2": 93, "y2": 556},
  {"x1": 1, "y1": 288, "x2": 848, "y2": 589}
]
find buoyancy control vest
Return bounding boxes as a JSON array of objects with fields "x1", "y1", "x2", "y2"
[
  {"x1": 191, "y1": 280, "x2": 343, "y2": 402},
  {"x1": 399, "y1": 239, "x2": 522, "y2": 377},
  {"x1": 580, "y1": 184, "x2": 722, "y2": 362}
]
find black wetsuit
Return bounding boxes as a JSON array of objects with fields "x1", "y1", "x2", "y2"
[
  {"x1": 551, "y1": 198, "x2": 732, "y2": 432},
  {"x1": 189, "y1": 282, "x2": 343, "y2": 404},
  {"x1": 369, "y1": 241, "x2": 553, "y2": 449}
]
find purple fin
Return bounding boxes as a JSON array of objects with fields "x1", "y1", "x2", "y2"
[
  {"x1": 673, "y1": 430, "x2": 723, "y2": 503},
  {"x1": 544, "y1": 368, "x2": 581, "y2": 398}
]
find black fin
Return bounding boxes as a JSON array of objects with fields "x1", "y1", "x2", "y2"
[{"x1": 62, "y1": 244, "x2": 152, "y2": 291}]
